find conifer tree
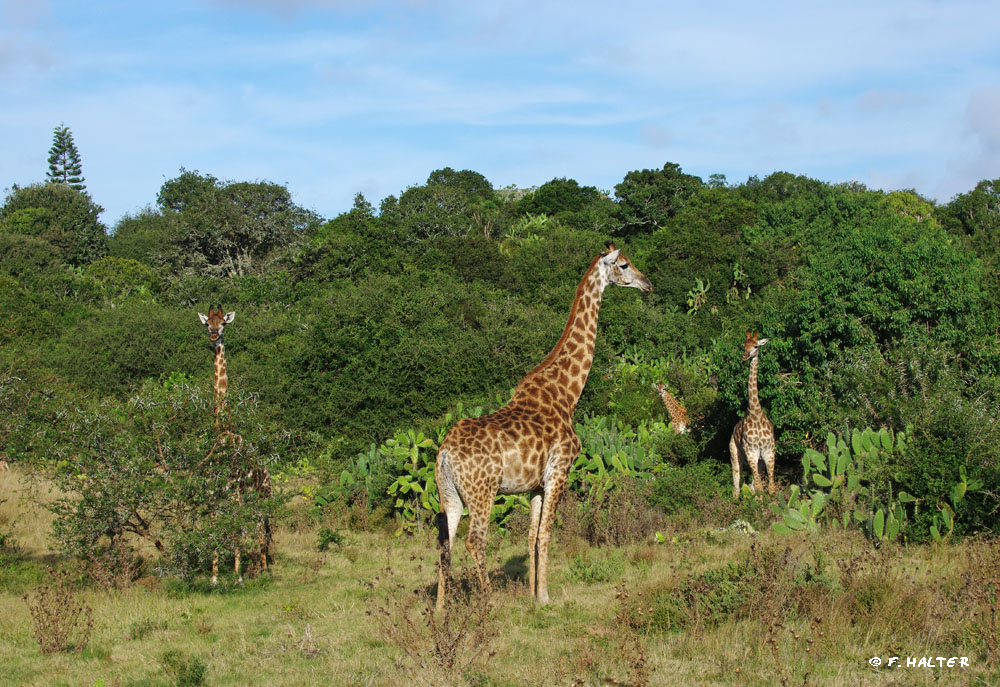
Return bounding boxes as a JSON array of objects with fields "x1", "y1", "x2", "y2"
[{"x1": 46, "y1": 124, "x2": 86, "y2": 191}]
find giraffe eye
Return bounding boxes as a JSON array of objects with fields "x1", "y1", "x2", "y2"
[{"x1": 620, "y1": 262, "x2": 629, "y2": 270}]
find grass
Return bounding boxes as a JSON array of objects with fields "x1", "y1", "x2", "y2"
[{"x1": 0, "y1": 466, "x2": 997, "y2": 686}]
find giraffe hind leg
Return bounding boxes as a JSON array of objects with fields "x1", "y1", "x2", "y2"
[
  {"x1": 527, "y1": 492, "x2": 542, "y2": 598},
  {"x1": 747, "y1": 449, "x2": 765, "y2": 494},
  {"x1": 435, "y1": 451, "x2": 464, "y2": 611},
  {"x1": 763, "y1": 448, "x2": 776, "y2": 494},
  {"x1": 729, "y1": 434, "x2": 742, "y2": 500}
]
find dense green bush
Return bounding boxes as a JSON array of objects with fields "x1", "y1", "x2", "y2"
[
  {"x1": 0, "y1": 182, "x2": 107, "y2": 266},
  {"x1": 4, "y1": 160, "x2": 1000, "y2": 544},
  {"x1": 47, "y1": 379, "x2": 285, "y2": 579}
]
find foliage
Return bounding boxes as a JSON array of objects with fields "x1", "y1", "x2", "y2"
[
  {"x1": 46, "y1": 124, "x2": 87, "y2": 191},
  {"x1": 160, "y1": 649, "x2": 208, "y2": 687},
  {"x1": 0, "y1": 182, "x2": 107, "y2": 266},
  {"x1": 4, "y1": 159, "x2": 1000, "y2": 541},
  {"x1": 613, "y1": 162, "x2": 703, "y2": 235},
  {"x1": 82, "y1": 256, "x2": 157, "y2": 307},
  {"x1": 516, "y1": 177, "x2": 617, "y2": 231},
  {"x1": 44, "y1": 379, "x2": 284, "y2": 579},
  {"x1": 143, "y1": 168, "x2": 322, "y2": 277},
  {"x1": 770, "y1": 427, "x2": 983, "y2": 543},
  {"x1": 316, "y1": 527, "x2": 344, "y2": 551}
]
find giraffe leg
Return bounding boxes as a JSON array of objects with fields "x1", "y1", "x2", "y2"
[
  {"x1": 527, "y1": 492, "x2": 542, "y2": 598},
  {"x1": 747, "y1": 448, "x2": 765, "y2": 495},
  {"x1": 211, "y1": 551, "x2": 219, "y2": 586},
  {"x1": 729, "y1": 434, "x2": 742, "y2": 500},
  {"x1": 535, "y1": 483, "x2": 566, "y2": 605},
  {"x1": 764, "y1": 448, "x2": 776, "y2": 494},
  {"x1": 464, "y1": 497, "x2": 492, "y2": 593},
  {"x1": 235, "y1": 545, "x2": 242, "y2": 585},
  {"x1": 435, "y1": 452, "x2": 464, "y2": 611}
]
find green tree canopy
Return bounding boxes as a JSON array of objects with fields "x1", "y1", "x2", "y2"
[
  {"x1": 614, "y1": 162, "x2": 703, "y2": 235},
  {"x1": 138, "y1": 169, "x2": 321, "y2": 277},
  {"x1": 0, "y1": 182, "x2": 106, "y2": 266}
]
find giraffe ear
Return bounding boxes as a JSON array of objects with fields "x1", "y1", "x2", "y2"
[
  {"x1": 757, "y1": 337, "x2": 770, "y2": 346},
  {"x1": 601, "y1": 247, "x2": 621, "y2": 264},
  {"x1": 198, "y1": 312, "x2": 208, "y2": 325},
  {"x1": 223, "y1": 311, "x2": 236, "y2": 324}
]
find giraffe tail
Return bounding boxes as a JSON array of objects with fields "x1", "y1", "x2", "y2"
[{"x1": 435, "y1": 449, "x2": 454, "y2": 611}]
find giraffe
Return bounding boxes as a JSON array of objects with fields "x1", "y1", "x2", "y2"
[
  {"x1": 197, "y1": 306, "x2": 272, "y2": 584},
  {"x1": 729, "y1": 331, "x2": 776, "y2": 499},
  {"x1": 652, "y1": 382, "x2": 689, "y2": 433},
  {"x1": 435, "y1": 242, "x2": 652, "y2": 609}
]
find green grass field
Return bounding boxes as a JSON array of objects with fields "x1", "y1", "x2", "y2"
[{"x1": 1, "y1": 467, "x2": 996, "y2": 687}]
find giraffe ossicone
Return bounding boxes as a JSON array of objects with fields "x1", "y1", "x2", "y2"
[
  {"x1": 435, "y1": 242, "x2": 652, "y2": 609},
  {"x1": 728, "y1": 331, "x2": 776, "y2": 499}
]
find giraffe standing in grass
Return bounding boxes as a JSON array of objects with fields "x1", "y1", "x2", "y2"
[
  {"x1": 729, "y1": 331, "x2": 776, "y2": 499},
  {"x1": 435, "y1": 242, "x2": 652, "y2": 609},
  {"x1": 197, "y1": 306, "x2": 272, "y2": 584},
  {"x1": 652, "y1": 382, "x2": 689, "y2": 434}
]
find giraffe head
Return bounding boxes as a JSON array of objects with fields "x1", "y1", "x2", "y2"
[
  {"x1": 198, "y1": 306, "x2": 235, "y2": 353},
  {"x1": 652, "y1": 382, "x2": 667, "y2": 394},
  {"x1": 599, "y1": 242, "x2": 653, "y2": 293},
  {"x1": 742, "y1": 331, "x2": 770, "y2": 361}
]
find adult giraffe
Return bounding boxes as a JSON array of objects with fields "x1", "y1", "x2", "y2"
[
  {"x1": 197, "y1": 306, "x2": 272, "y2": 584},
  {"x1": 729, "y1": 331, "x2": 776, "y2": 499},
  {"x1": 435, "y1": 242, "x2": 652, "y2": 609}
]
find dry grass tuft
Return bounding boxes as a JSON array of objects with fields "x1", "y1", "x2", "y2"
[{"x1": 368, "y1": 557, "x2": 499, "y2": 686}]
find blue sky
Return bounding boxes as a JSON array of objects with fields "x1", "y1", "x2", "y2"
[{"x1": 2, "y1": 0, "x2": 999, "y2": 227}]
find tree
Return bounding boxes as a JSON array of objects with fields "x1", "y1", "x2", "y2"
[
  {"x1": 152, "y1": 169, "x2": 321, "y2": 277},
  {"x1": 0, "y1": 182, "x2": 107, "y2": 266},
  {"x1": 46, "y1": 125, "x2": 86, "y2": 191},
  {"x1": 381, "y1": 168, "x2": 499, "y2": 242},
  {"x1": 613, "y1": 162, "x2": 703, "y2": 235}
]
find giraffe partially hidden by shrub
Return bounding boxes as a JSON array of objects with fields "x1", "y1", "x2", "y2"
[
  {"x1": 434, "y1": 242, "x2": 653, "y2": 609},
  {"x1": 197, "y1": 306, "x2": 272, "y2": 584},
  {"x1": 729, "y1": 331, "x2": 776, "y2": 499},
  {"x1": 652, "y1": 382, "x2": 689, "y2": 434}
]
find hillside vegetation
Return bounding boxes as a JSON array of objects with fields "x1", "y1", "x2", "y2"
[{"x1": 1, "y1": 164, "x2": 999, "y2": 684}]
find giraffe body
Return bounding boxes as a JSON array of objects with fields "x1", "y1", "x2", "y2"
[
  {"x1": 653, "y1": 382, "x2": 689, "y2": 434},
  {"x1": 435, "y1": 243, "x2": 652, "y2": 609},
  {"x1": 729, "y1": 332, "x2": 776, "y2": 499},
  {"x1": 197, "y1": 306, "x2": 272, "y2": 584}
]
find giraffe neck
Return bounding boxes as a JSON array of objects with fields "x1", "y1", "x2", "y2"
[
  {"x1": 214, "y1": 344, "x2": 228, "y2": 411},
  {"x1": 747, "y1": 355, "x2": 762, "y2": 416},
  {"x1": 514, "y1": 255, "x2": 605, "y2": 416}
]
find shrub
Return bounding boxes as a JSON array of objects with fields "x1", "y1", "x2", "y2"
[
  {"x1": 23, "y1": 569, "x2": 94, "y2": 654},
  {"x1": 648, "y1": 461, "x2": 729, "y2": 519},
  {"x1": 160, "y1": 649, "x2": 208, "y2": 687}
]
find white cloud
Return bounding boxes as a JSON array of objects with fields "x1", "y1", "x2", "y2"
[{"x1": 965, "y1": 86, "x2": 1000, "y2": 151}]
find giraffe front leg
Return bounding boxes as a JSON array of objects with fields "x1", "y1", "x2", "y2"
[
  {"x1": 527, "y1": 492, "x2": 542, "y2": 598},
  {"x1": 729, "y1": 435, "x2": 742, "y2": 500},
  {"x1": 536, "y1": 477, "x2": 567, "y2": 605},
  {"x1": 234, "y1": 545, "x2": 242, "y2": 585},
  {"x1": 211, "y1": 551, "x2": 219, "y2": 586}
]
